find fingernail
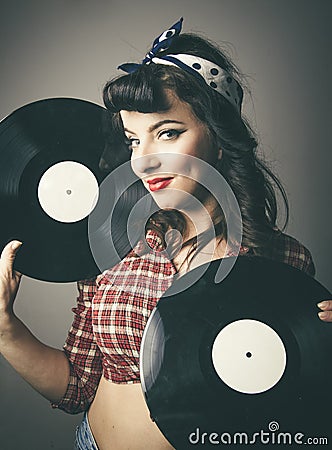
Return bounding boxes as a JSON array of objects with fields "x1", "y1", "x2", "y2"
[
  {"x1": 318, "y1": 311, "x2": 328, "y2": 319},
  {"x1": 317, "y1": 301, "x2": 327, "y2": 309},
  {"x1": 11, "y1": 241, "x2": 22, "y2": 251}
]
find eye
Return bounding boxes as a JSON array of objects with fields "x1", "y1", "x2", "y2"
[
  {"x1": 158, "y1": 129, "x2": 183, "y2": 140},
  {"x1": 125, "y1": 137, "x2": 140, "y2": 151}
]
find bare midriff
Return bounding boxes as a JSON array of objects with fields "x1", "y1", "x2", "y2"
[{"x1": 88, "y1": 376, "x2": 174, "y2": 450}]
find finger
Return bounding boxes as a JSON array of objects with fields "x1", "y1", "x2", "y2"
[
  {"x1": 0, "y1": 241, "x2": 23, "y2": 270},
  {"x1": 318, "y1": 310, "x2": 332, "y2": 322},
  {"x1": 317, "y1": 300, "x2": 332, "y2": 311}
]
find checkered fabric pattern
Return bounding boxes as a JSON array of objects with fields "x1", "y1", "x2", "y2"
[{"x1": 52, "y1": 231, "x2": 314, "y2": 413}]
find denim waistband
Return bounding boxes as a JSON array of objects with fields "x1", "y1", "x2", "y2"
[{"x1": 74, "y1": 412, "x2": 99, "y2": 450}]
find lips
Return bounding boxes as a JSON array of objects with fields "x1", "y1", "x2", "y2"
[{"x1": 146, "y1": 177, "x2": 174, "y2": 192}]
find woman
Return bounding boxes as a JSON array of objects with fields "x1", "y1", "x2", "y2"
[{"x1": 0, "y1": 18, "x2": 330, "y2": 450}]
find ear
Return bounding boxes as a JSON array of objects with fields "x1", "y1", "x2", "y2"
[{"x1": 217, "y1": 148, "x2": 222, "y2": 160}]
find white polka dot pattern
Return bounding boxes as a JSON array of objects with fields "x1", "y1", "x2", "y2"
[{"x1": 151, "y1": 54, "x2": 242, "y2": 112}]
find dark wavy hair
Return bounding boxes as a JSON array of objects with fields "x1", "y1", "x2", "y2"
[{"x1": 102, "y1": 32, "x2": 289, "y2": 258}]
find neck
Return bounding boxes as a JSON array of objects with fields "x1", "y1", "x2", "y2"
[
  {"x1": 181, "y1": 195, "x2": 222, "y2": 241},
  {"x1": 171, "y1": 201, "x2": 226, "y2": 275}
]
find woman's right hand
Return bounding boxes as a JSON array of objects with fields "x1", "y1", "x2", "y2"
[
  {"x1": 0, "y1": 240, "x2": 23, "y2": 317},
  {"x1": 0, "y1": 239, "x2": 70, "y2": 402}
]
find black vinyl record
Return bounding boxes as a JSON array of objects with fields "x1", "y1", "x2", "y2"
[
  {"x1": 0, "y1": 97, "x2": 108, "y2": 282},
  {"x1": 141, "y1": 257, "x2": 332, "y2": 449}
]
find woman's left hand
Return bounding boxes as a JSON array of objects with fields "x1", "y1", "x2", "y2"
[{"x1": 317, "y1": 301, "x2": 332, "y2": 322}]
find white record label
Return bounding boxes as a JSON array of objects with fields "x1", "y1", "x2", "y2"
[
  {"x1": 212, "y1": 319, "x2": 287, "y2": 394},
  {"x1": 38, "y1": 161, "x2": 99, "y2": 223}
]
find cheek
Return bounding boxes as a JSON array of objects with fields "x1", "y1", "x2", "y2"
[
  {"x1": 181, "y1": 158, "x2": 211, "y2": 185},
  {"x1": 165, "y1": 154, "x2": 211, "y2": 183},
  {"x1": 197, "y1": 137, "x2": 219, "y2": 165},
  {"x1": 182, "y1": 132, "x2": 218, "y2": 168},
  {"x1": 168, "y1": 158, "x2": 192, "y2": 177}
]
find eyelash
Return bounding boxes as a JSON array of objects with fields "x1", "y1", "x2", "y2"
[
  {"x1": 124, "y1": 129, "x2": 184, "y2": 151},
  {"x1": 158, "y1": 129, "x2": 184, "y2": 140}
]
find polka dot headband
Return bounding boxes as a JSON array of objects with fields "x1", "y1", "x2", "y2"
[{"x1": 118, "y1": 18, "x2": 243, "y2": 113}]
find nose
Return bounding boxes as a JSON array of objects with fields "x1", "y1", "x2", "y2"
[
  {"x1": 131, "y1": 142, "x2": 162, "y2": 178},
  {"x1": 132, "y1": 154, "x2": 162, "y2": 176}
]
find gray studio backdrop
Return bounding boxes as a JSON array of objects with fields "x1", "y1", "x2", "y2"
[{"x1": 0, "y1": 1, "x2": 331, "y2": 449}]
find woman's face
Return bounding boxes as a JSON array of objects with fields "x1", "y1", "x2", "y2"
[{"x1": 120, "y1": 92, "x2": 221, "y2": 212}]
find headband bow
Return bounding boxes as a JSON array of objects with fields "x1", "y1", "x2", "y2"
[
  {"x1": 118, "y1": 18, "x2": 183, "y2": 74},
  {"x1": 118, "y1": 18, "x2": 242, "y2": 113}
]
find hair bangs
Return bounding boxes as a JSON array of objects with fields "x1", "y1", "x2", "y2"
[{"x1": 103, "y1": 65, "x2": 173, "y2": 114}]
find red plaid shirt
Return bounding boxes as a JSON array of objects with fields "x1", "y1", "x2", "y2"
[{"x1": 52, "y1": 231, "x2": 315, "y2": 414}]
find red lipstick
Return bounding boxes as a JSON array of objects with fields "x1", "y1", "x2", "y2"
[{"x1": 147, "y1": 177, "x2": 174, "y2": 192}]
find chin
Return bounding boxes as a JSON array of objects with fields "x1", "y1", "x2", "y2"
[
  {"x1": 151, "y1": 188, "x2": 197, "y2": 213},
  {"x1": 152, "y1": 196, "x2": 178, "y2": 211}
]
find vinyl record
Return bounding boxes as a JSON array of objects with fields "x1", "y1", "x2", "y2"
[
  {"x1": 0, "y1": 97, "x2": 108, "y2": 282},
  {"x1": 140, "y1": 256, "x2": 332, "y2": 449}
]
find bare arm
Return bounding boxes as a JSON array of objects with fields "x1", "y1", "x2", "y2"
[{"x1": 0, "y1": 241, "x2": 70, "y2": 403}]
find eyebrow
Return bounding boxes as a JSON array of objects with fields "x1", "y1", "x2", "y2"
[{"x1": 124, "y1": 119, "x2": 185, "y2": 135}]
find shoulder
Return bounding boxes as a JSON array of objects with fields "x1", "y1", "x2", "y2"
[
  {"x1": 268, "y1": 232, "x2": 315, "y2": 277},
  {"x1": 95, "y1": 228, "x2": 175, "y2": 286}
]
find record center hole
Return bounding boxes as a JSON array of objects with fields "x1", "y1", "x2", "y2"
[
  {"x1": 246, "y1": 352, "x2": 252, "y2": 358},
  {"x1": 66, "y1": 189, "x2": 72, "y2": 195}
]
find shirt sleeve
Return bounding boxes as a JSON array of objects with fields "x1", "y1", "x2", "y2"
[
  {"x1": 51, "y1": 278, "x2": 103, "y2": 414},
  {"x1": 269, "y1": 233, "x2": 316, "y2": 277}
]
